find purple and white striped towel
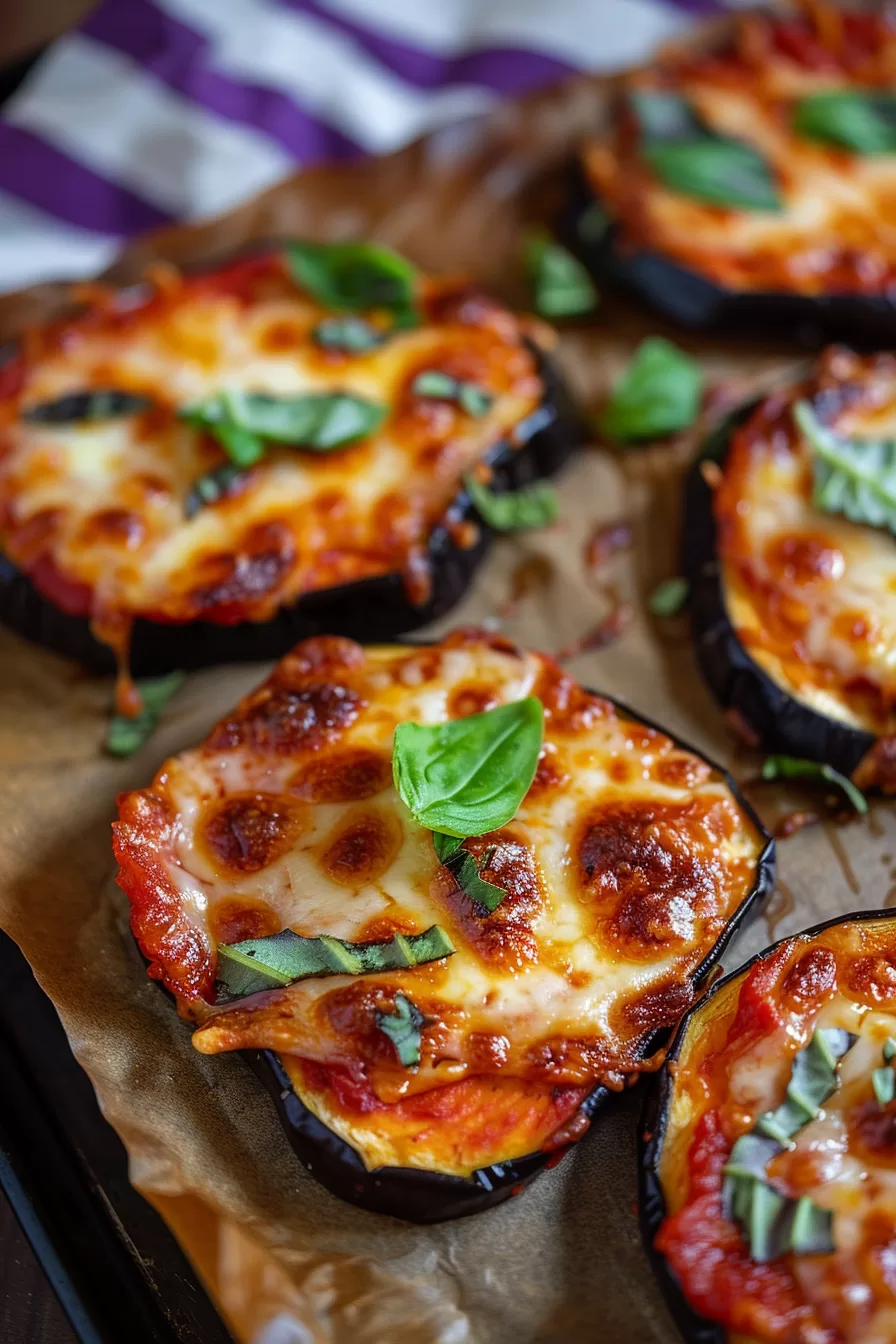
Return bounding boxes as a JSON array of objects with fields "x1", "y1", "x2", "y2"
[{"x1": 0, "y1": 0, "x2": 721, "y2": 293}]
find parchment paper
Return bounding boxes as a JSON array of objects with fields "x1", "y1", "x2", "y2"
[{"x1": 2, "y1": 56, "x2": 895, "y2": 1344}]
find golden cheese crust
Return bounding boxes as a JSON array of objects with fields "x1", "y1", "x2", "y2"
[
  {"x1": 656, "y1": 915, "x2": 896, "y2": 1344},
  {"x1": 113, "y1": 630, "x2": 765, "y2": 1176},
  {"x1": 0, "y1": 251, "x2": 542, "y2": 653},
  {"x1": 583, "y1": 6, "x2": 896, "y2": 296},
  {"x1": 715, "y1": 347, "x2": 896, "y2": 737}
]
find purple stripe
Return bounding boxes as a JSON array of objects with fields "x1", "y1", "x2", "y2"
[
  {"x1": 0, "y1": 121, "x2": 171, "y2": 235},
  {"x1": 81, "y1": 0, "x2": 362, "y2": 166},
  {"x1": 283, "y1": 0, "x2": 577, "y2": 93}
]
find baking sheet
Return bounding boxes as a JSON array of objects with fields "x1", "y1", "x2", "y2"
[{"x1": 2, "y1": 55, "x2": 895, "y2": 1344}]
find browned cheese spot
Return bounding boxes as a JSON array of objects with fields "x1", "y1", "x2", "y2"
[
  {"x1": 202, "y1": 794, "x2": 301, "y2": 873},
  {"x1": 291, "y1": 747, "x2": 392, "y2": 803},
  {"x1": 317, "y1": 807, "x2": 403, "y2": 887}
]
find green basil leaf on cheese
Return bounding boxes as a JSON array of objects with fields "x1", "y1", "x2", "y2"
[
  {"x1": 794, "y1": 90, "x2": 896, "y2": 155},
  {"x1": 411, "y1": 370, "x2": 493, "y2": 417},
  {"x1": 788, "y1": 1196, "x2": 834, "y2": 1256},
  {"x1": 598, "y1": 337, "x2": 701, "y2": 442},
  {"x1": 885, "y1": 1037, "x2": 896, "y2": 1062},
  {"x1": 105, "y1": 671, "x2": 186, "y2": 757},
  {"x1": 376, "y1": 992, "x2": 425, "y2": 1069},
  {"x1": 215, "y1": 924, "x2": 455, "y2": 1002},
  {"x1": 312, "y1": 315, "x2": 387, "y2": 353},
  {"x1": 873, "y1": 1066, "x2": 896, "y2": 1106},
  {"x1": 629, "y1": 90, "x2": 705, "y2": 142},
  {"x1": 761, "y1": 754, "x2": 868, "y2": 815},
  {"x1": 524, "y1": 231, "x2": 598, "y2": 318},
  {"x1": 393, "y1": 697, "x2": 543, "y2": 838},
  {"x1": 285, "y1": 240, "x2": 418, "y2": 319},
  {"x1": 184, "y1": 462, "x2": 246, "y2": 518},
  {"x1": 464, "y1": 473, "x2": 559, "y2": 532},
  {"x1": 643, "y1": 137, "x2": 781, "y2": 212},
  {"x1": 23, "y1": 389, "x2": 153, "y2": 424},
  {"x1": 795, "y1": 399, "x2": 896, "y2": 538},
  {"x1": 648, "y1": 576, "x2": 690, "y2": 616},
  {"x1": 432, "y1": 833, "x2": 507, "y2": 914},
  {"x1": 183, "y1": 390, "x2": 386, "y2": 462}
]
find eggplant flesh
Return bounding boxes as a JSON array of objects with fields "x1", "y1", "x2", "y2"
[
  {"x1": 640, "y1": 909, "x2": 896, "y2": 1344},
  {"x1": 0, "y1": 347, "x2": 582, "y2": 677},
  {"x1": 682, "y1": 400, "x2": 875, "y2": 779},
  {"x1": 564, "y1": 163, "x2": 896, "y2": 349},
  {"x1": 225, "y1": 692, "x2": 774, "y2": 1223}
]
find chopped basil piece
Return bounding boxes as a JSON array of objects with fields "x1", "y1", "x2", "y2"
[
  {"x1": 873, "y1": 1066, "x2": 895, "y2": 1105},
  {"x1": 748, "y1": 1181, "x2": 789, "y2": 1263},
  {"x1": 184, "y1": 462, "x2": 246, "y2": 518},
  {"x1": 312, "y1": 315, "x2": 386, "y2": 353},
  {"x1": 411, "y1": 370, "x2": 493, "y2": 417},
  {"x1": 23, "y1": 389, "x2": 153, "y2": 424},
  {"x1": 630, "y1": 90, "x2": 705, "y2": 142},
  {"x1": 794, "y1": 90, "x2": 896, "y2": 156},
  {"x1": 754, "y1": 1027, "x2": 856, "y2": 1147},
  {"x1": 464, "y1": 474, "x2": 559, "y2": 532},
  {"x1": 788, "y1": 1196, "x2": 834, "y2": 1256},
  {"x1": 884, "y1": 1037, "x2": 896, "y2": 1062},
  {"x1": 761, "y1": 754, "x2": 868, "y2": 816},
  {"x1": 795, "y1": 399, "x2": 896, "y2": 538},
  {"x1": 598, "y1": 337, "x2": 701, "y2": 442},
  {"x1": 376, "y1": 992, "x2": 425, "y2": 1069},
  {"x1": 524, "y1": 231, "x2": 598, "y2": 318},
  {"x1": 285, "y1": 240, "x2": 419, "y2": 320},
  {"x1": 393, "y1": 697, "x2": 543, "y2": 838},
  {"x1": 432, "y1": 833, "x2": 507, "y2": 914},
  {"x1": 105, "y1": 671, "x2": 185, "y2": 757},
  {"x1": 724, "y1": 1132, "x2": 782, "y2": 1183},
  {"x1": 184, "y1": 389, "x2": 386, "y2": 460},
  {"x1": 648, "y1": 576, "x2": 690, "y2": 617},
  {"x1": 215, "y1": 924, "x2": 455, "y2": 1001}
]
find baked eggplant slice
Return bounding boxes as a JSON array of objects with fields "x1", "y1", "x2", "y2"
[
  {"x1": 572, "y1": 5, "x2": 896, "y2": 343},
  {"x1": 683, "y1": 347, "x2": 896, "y2": 787},
  {"x1": 0, "y1": 243, "x2": 582, "y2": 679},
  {"x1": 113, "y1": 629, "x2": 773, "y2": 1223},
  {"x1": 642, "y1": 908, "x2": 896, "y2": 1344}
]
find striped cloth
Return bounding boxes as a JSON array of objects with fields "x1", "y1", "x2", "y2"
[{"x1": 0, "y1": 0, "x2": 720, "y2": 293}]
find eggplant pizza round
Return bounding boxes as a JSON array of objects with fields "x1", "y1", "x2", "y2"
[
  {"x1": 575, "y1": 4, "x2": 896, "y2": 340},
  {"x1": 113, "y1": 628, "x2": 773, "y2": 1222},
  {"x1": 643, "y1": 910, "x2": 896, "y2": 1344},
  {"x1": 0, "y1": 241, "x2": 580, "y2": 682}
]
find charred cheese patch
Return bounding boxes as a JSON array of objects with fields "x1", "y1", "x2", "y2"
[
  {"x1": 716, "y1": 348, "x2": 896, "y2": 736},
  {"x1": 113, "y1": 630, "x2": 765, "y2": 1176},
  {"x1": 584, "y1": 8, "x2": 896, "y2": 296},
  {"x1": 656, "y1": 918, "x2": 896, "y2": 1344},
  {"x1": 0, "y1": 252, "x2": 542, "y2": 640}
]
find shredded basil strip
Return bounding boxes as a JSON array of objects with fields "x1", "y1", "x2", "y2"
[
  {"x1": 215, "y1": 924, "x2": 455, "y2": 1001},
  {"x1": 105, "y1": 671, "x2": 186, "y2": 758},
  {"x1": 312, "y1": 315, "x2": 386, "y2": 353},
  {"x1": 524, "y1": 230, "x2": 598, "y2": 318},
  {"x1": 432, "y1": 832, "x2": 507, "y2": 914},
  {"x1": 795, "y1": 399, "x2": 896, "y2": 538},
  {"x1": 183, "y1": 389, "x2": 387, "y2": 465},
  {"x1": 464, "y1": 473, "x2": 559, "y2": 532},
  {"x1": 631, "y1": 89, "x2": 781, "y2": 212},
  {"x1": 884, "y1": 1037, "x2": 896, "y2": 1062},
  {"x1": 873, "y1": 1066, "x2": 896, "y2": 1106},
  {"x1": 392, "y1": 697, "x2": 544, "y2": 838},
  {"x1": 412, "y1": 370, "x2": 493, "y2": 417},
  {"x1": 761, "y1": 754, "x2": 868, "y2": 816},
  {"x1": 794, "y1": 90, "x2": 896, "y2": 156},
  {"x1": 285, "y1": 240, "x2": 419, "y2": 323},
  {"x1": 648, "y1": 576, "x2": 690, "y2": 617},
  {"x1": 23, "y1": 390, "x2": 153, "y2": 424},
  {"x1": 598, "y1": 337, "x2": 701, "y2": 443},
  {"x1": 184, "y1": 462, "x2": 246, "y2": 518},
  {"x1": 376, "y1": 992, "x2": 425, "y2": 1069}
]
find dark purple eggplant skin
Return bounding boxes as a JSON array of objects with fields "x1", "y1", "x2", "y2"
[
  {"x1": 683, "y1": 398, "x2": 875, "y2": 779},
  {"x1": 640, "y1": 907, "x2": 896, "y2": 1344},
  {"x1": 208, "y1": 692, "x2": 774, "y2": 1223},
  {"x1": 0, "y1": 338, "x2": 584, "y2": 676},
  {"x1": 564, "y1": 161, "x2": 896, "y2": 349}
]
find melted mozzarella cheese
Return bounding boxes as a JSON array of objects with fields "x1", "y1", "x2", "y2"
[
  {"x1": 114, "y1": 633, "x2": 765, "y2": 1174},
  {"x1": 716, "y1": 350, "x2": 896, "y2": 735}
]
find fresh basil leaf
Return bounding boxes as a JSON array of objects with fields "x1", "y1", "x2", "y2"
[
  {"x1": 432, "y1": 831, "x2": 464, "y2": 862},
  {"x1": 643, "y1": 138, "x2": 781, "y2": 212},
  {"x1": 884, "y1": 1037, "x2": 896, "y2": 1062},
  {"x1": 184, "y1": 390, "x2": 387, "y2": 459},
  {"x1": 432, "y1": 833, "x2": 507, "y2": 913},
  {"x1": 376, "y1": 992, "x2": 425, "y2": 1069},
  {"x1": 24, "y1": 389, "x2": 153, "y2": 424},
  {"x1": 216, "y1": 924, "x2": 455, "y2": 1001},
  {"x1": 464, "y1": 474, "x2": 559, "y2": 532},
  {"x1": 181, "y1": 399, "x2": 265, "y2": 467},
  {"x1": 755, "y1": 1028, "x2": 857, "y2": 1145},
  {"x1": 794, "y1": 90, "x2": 896, "y2": 155},
  {"x1": 788, "y1": 1196, "x2": 834, "y2": 1256},
  {"x1": 648, "y1": 576, "x2": 690, "y2": 616},
  {"x1": 794, "y1": 399, "x2": 896, "y2": 537},
  {"x1": 285, "y1": 240, "x2": 418, "y2": 317},
  {"x1": 312, "y1": 315, "x2": 386, "y2": 353},
  {"x1": 630, "y1": 89, "x2": 704, "y2": 142},
  {"x1": 598, "y1": 337, "x2": 701, "y2": 442},
  {"x1": 873, "y1": 1066, "x2": 895, "y2": 1105},
  {"x1": 524, "y1": 231, "x2": 598, "y2": 318},
  {"x1": 411, "y1": 370, "x2": 493, "y2": 417},
  {"x1": 105, "y1": 671, "x2": 185, "y2": 757},
  {"x1": 761, "y1": 754, "x2": 868, "y2": 815},
  {"x1": 184, "y1": 462, "x2": 246, "y2": 518},
  {"x1": 393, "y1": 697, "x2": 543, "y2": 837}
]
